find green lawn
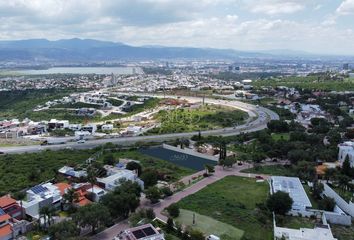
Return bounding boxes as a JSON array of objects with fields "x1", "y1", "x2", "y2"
[
  {"x1": 241, "y1": 165, "x2": 294, "y2": 177},
  {"x1": 330, "y1": 185, "x2": 353, "y2": 203},
  {"x1": 177, "y1": 176, "x2": 272, "y2": 240},
  {"x1": 175, "y1": 209, "x2": 244, "y2": 240},
  {"x1": 101, "y1": 149, "x2": 194, "y2": 182},
  {"x1": 275, "y1": 215, "x2": 315, "y2": 229},
  {"x1": 303, "y1": 185, "x2": 319, "y2": 209},
  {"x1": 271, "y1": 133, "x2": 290, "y2": 141},
  {"x1": 331, "y1": 224, "x2": 354, "y2": 240}
]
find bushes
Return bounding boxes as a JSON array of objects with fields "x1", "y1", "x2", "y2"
[{"x1": 166, "y1": 204, "x2": 180, "y2": 218}]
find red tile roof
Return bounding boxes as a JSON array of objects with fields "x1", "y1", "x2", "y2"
[
  {"x1": 0, "y1": 196, "x2": 17, "y2": 208},
  {"x1": 54, "y1": 182, "x2": 71, "y2": 196},
  {"x1": 0, "y1": 224, "x2": 12, "y2": 237}
]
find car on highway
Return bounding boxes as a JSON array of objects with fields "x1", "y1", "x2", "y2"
[{"x1": 77, "y1": 139, "x2": 86, "y2": 144}]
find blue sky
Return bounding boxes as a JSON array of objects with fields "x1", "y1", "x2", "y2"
[{"x1": 0, "y1": 0, "x2": 354, "y2": 54}]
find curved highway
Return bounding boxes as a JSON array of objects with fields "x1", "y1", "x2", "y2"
[{"x1": 0, "y1": 95, "x2": 279, "y2": 154}]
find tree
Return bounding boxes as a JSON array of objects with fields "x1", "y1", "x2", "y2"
[
  {"x1": 166, "y1": 217, "x2": 174, "y2": 233},
  {"x1": 318, "y1": 196, "x2": 336, "y2": 211},
  {"x1": 266, "y1": 191, "x2": 293, "y2": 215},
  {"x1": 103, "y1": 153, "x2": 115, "y2": 165},
  {"x1": 312, "y1": 181, "x2": 324, "y2": 200},
  {"x1": 126, "y1": 161, "x2": 142, "y2": 176},
  {"x1": 189, "y1": 229, "x2": 205, "y2": 240},
  {"x1": 161, "y1": 186, "x2": 173, "y2": 197},
  {"x1": 48, "y1": 220, "x2": 79, "y2": 240},
  {"x1": 145, "y1": 186, "x2": 162, "y2": 204},
  {"x1": 204, "y1": 164, "x2": 215, "y2": 175},
  {"x1": 324, "y1": 168, "x2": 337, "y2": 183},
  {"x1": 73, "y1": 203, "x2": 111, "y2": 234},
  {"x1": 140, "y1": 169, "x2": 158, "y2": 187},
  {"x1": 63, "y1": 188, "x2": 79, "y2": 211},
  {"x1": 13, "y1": 191, "x2": 26, "y2": 219},
  {"x1": 342, "y1": 155, "x2": 353, "y2": 178},
  {"x1": 220, "y1": 156, "x2": 235, "y2": 169},
  {"x1": 100, "y1": 180, "x2": 141, "y2": 219},
  {"x1": 87, "y1": 166, "x2": 98, "y2": 193},
  {"x1": 267, "y1": 120, "x2": 289, "y2": 133},
  {"x1": 166, "y1": 203, "x2": 180, "y2": 218},
  {"x1": 39, "y1": 206, "x2": 56, "y2": 228}
]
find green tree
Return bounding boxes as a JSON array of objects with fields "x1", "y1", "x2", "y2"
[
  {"x1": 189, "y1": 229, "x2": 205, "y2": 240},
  {"x1": 318, "y1": 196, "x2": 336, "y2": 211},
  {"x1": 140, "y1": 169, "x2": 158, "y2": 187},
  {"x1": 100, "y1": 180, "x2": 141, "y2": 218},
  {"x1": 73, "y1": 203, "x2": 111, "y2": 234},
  {"x1": 63, "y1": 188, "x2": 79, "y2": 211},
  {"x1": 166, "y1": 203, "x2": 180, "y2": 218},
  {"x1": 266, "y1": 191, "x2": 293, "y2": 215},
  {"x1": 204, "y1": 164, "x2": 215, "y2": 175},
  {"x1": 342, "y1": 155, "x2": 353, "y2": 178},
  {"x1": 103, "y1": 153, "x2": 116, "y2": 165},
  {"x1": 48, "y1": 220, "x2": 79, "y2": 240},
  {"x1": 13, "y1": 191, "x2": 26, "y2": 219},
  {"x1": 39, "y1": 206, "x2": 56, "y2": 228},
  {"x1": 161, "y1": 186, "x2": 173, "y2": 197},
  {"x1": 126, "y1": 161, "x2": 142, "y2": 176},
  {"x1": 145, "y1": 186, "x2": 162, "y2": 204}
]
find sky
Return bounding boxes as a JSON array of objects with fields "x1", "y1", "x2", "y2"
[{"x1": 1, "y1": 0, "x2": 354, "y2": 55}]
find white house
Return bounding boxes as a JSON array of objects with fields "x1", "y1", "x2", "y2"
[
  {"x1": 21, "y1": 183, "x2": 62, "y2": 218},
  {"x1": 274, "y1": 223, "x2": 337, "y2": 240},
  {"x1": 97, "y1": 168, "x2": 144, "y2": 191},
  {"x1": 338, "y1": 141, "x2": 354, "y2": 167},
  {"x1": 101, "y1": 124, "x2": 114, "y2": 131}
]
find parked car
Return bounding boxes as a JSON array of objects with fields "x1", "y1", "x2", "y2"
[
  {"x1": 77, "y1": 139, "x2": 86, "y2": 144},
  {"x1": 255, "y1": 175, "x2": 264, "y2": 180}
]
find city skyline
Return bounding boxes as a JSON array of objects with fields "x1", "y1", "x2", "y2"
[{"x1": 1, "y1": 0, "x2": 354, "y2": 55}]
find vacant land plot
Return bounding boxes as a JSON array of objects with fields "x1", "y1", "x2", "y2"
[
  {"x1": 104, "y1": 149, "x2": 194, "y2": 182},
  {"x1": 331, "y1": 224, "x2": 354, "y2": 240},
  {"x1": 177, "y1": 176, "x2": 272, "y2": 240},
  {"x1": 241, "y1": 165, "x2": 294, "y2": 177},
  {"x1": 176, "y1": 209, "x2": 243, "y2": 240},
  {"x1": 148, "y1": 105, "x2": 247, "y2": 134}
]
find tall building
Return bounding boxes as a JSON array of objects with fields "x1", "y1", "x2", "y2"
[{"x1": 343, "y1": 63, "x2": 349, "y2": 70}]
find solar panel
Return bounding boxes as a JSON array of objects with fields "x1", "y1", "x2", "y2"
[
  {"x1": 142, "y1": 227, "x2": 156, "y2": 236},
  {"x1": 0, "y1": 208, "x2": 6, "y2": 216},
  {"x1": 132, "y1": 229, "x2": 145, "y2": 239},
  {"x1": 30, "y1": 185, "x2": 47, "y2": 194}
]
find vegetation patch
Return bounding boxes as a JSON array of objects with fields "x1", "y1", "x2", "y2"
[
  {"x1": 149, "y1": 104, "x2": 247, "y2": 134},
  {"x1": 177, "y1": 176, "x2": 272, "y2": 240},
  {"x1": 175, "y1": 209, "x2": 244, "y2": 240}
]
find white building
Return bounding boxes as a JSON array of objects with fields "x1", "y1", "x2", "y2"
[
  {"x1": 97, "y1": 168, "x2": 144, "y2": 191},
  {"x1": 58, "y1": 166, "x2": 87, "y2": 178},
  {"x1": 338, "y1": 141, "x2": 354, "y2": 167},
  {"x1": 117, "y1": 223, "x2": 164, "y2": 240},
  {"x1": 274, "y1": 224, "x2": 337, "y2": 240},
  {"x1": 271, "y1": 176, "x2": 312, "y2": 213},
  {"x1": 22, "y1": 183, "x2": 62, "y2": 218},
  {"x1": 101, "y1": 124, "x2": 114, "y2": 131}
]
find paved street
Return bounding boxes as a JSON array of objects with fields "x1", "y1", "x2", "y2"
[{"x1": 0, "y1": 95, "x2": 279, "y2": 154}]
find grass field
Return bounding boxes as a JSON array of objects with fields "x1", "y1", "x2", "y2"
[
  {"x1": 276, "y1": 215, "x2": 315, "y2": 229},
  {"x1": 148, "y1": 105, "x2": 247, "y2": 134},
  {"x1": 241, "y1": 165, "x2": 294, "y2": 177},
  {"x1": 271, "y1": 133, "x2": 290, "y2": 141},
  {"x1": 101, "y1": 149, "x2": 194, "y2": 182},
  {"x1": 176, "y1": 209, "x2": 244, "y2": 240},
  {"x1": 331, "y1": 224, "x2": 354, "y2": 240},
  {"x1": 177, "y1": 176, "x2": 272, "y2": 240},
  {"x1": 303, "y1": 185, "x2": 319, "y2": 209}
]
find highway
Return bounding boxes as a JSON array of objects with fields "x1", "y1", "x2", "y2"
[{"x1": 0, "y1": 95, "x2": 279, "y2": 154}]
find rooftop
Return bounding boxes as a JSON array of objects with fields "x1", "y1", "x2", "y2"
[{"x1": 271, "y1": 176, "x2": 312, "y2": 211}]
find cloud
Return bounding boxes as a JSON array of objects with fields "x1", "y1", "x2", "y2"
[
  {"x1": 247, "y1": 0, "x2": 305, "y2": 15},
  {"x1": 336, "y1": 0, "x2": 354, "y2": 15}
]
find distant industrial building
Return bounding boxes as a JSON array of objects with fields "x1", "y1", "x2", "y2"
[{"x1": 117, "y1": 223, "x2": 164, "y2": 240}]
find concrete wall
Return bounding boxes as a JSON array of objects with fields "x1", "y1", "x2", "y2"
[
  {"x1": 162, "y1": 144, "x2": 219, "y2": 161},
  {"x1": 323, "y1": 183, "x2": 354, "y2": 219},
  {"x1": 324, "y1": 212, "x2": 352, "y2": 226}
]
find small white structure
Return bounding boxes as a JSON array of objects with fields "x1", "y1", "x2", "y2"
[
  {"x1": 274, "y1": 224, "x2": 337, "y2": 240},
  {"x1": 101, "y1": 124, "x2": 114, "y2": 131},
  {"x1": 97, "y1": 168, "x2": 144, "y2": 191},
  {"x1": 58, "y1": 166, "x2": 87, "y2": 178},
  {"x1": 271, "y1": 176, "x2": 312, "y2": 212},
  {"x1": 338, "y1": 141, "x2": 354, "y2": 167}
]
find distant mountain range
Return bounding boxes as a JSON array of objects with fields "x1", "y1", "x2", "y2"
[{"x1": 0, "y1": 38, "x2": 350, "y2": 62}]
